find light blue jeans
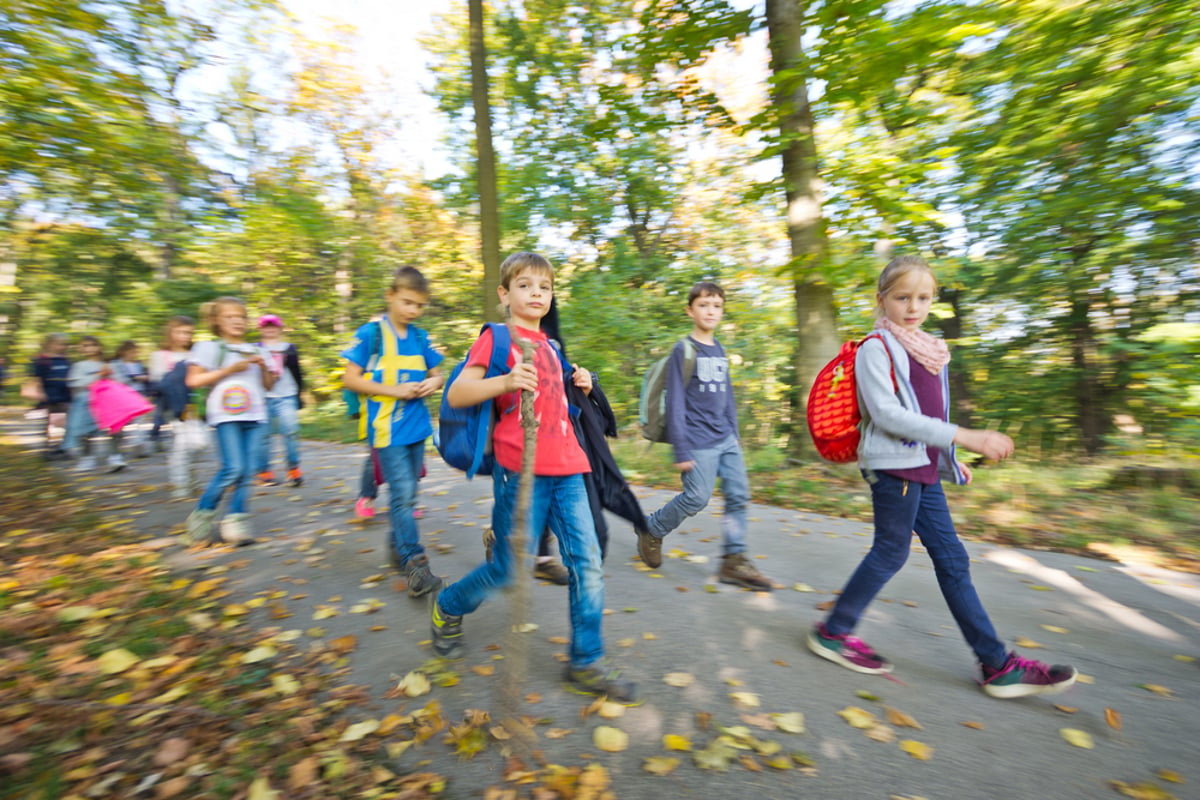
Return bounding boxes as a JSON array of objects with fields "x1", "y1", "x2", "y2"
[
  {"x1": 439, "y1": 468, "x2": 606, "y2": 668},
  {"x1": 824, "y1": 471, "x2": 1008, "y2": 669},
  {"x1": 64, "y1": 392, "x2": 100, "y2": 454},
  {"x1": 374, "y1": 442, "x2": 425, "y2": 566},
  {"x1": 646, "y1": 434, "x2": 749, "y2": 555},
  {"x1": 198, "y1": 420, "x2": 265, "y2": 514},
  {"x1": 258, "y1": 395, "x2": 300, "y2": 473}
]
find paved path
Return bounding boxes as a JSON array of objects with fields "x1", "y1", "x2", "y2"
[{"x1": 12, "y1": 412, "x2": 1200, "y2": 799}]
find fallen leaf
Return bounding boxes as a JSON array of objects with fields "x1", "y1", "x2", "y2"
[
  {"x1": 597, "y1": 701, "x2": 625, "y2": 719},
  {"x1": 663, "y1": 672, "x2": 694, "y2": 688},
  {"x1": 663, "y1": 734, "x2": 692, "y2": 751},
  {"x1": 1040, "y1": 624, "x2": 1070, "y2": 634},
  {"x1": 289, "y1": 757, "x2": 318, "y2": 790},
  {"x1": 1059, "y1": 728, "x2": 1094, "y2": 749},
  {"x1": 729, "y1": 692, "x2": 760, "y2": 709},
  {"x1": 340, "y1": 719, "x2": 380, "y2": 742},
  {"x1": 153, "y1": 737, "x2": 190, "y2": 767},
  {"x1": 769, "y1": 712, "x2": 806, "y2": 734},
  {"x1": 472, "y1": 664, "x2": 496, "y2": 677},
  {"x1": 1105, "y1": 707, "x2": 1123, "y2": 731},
  {"x1": 838, "y1": 706, "x2": 878, "y2": 729},
  {"x1": 960, "y1": 721, "x2": 985, "y2": 730},
  {"x1": 855, "y1": 690, "x2": 881, "y2": 702},
  {"x1": 1139, "y1": 684, "x2": 1173, "y2": 697},
  {"x1": 1013, "y1": 636, "x2": 1044, "y2": 649},
  {"x1": 1054, "y1": 704, "x2": 1078, "y2": 713},
  {"x1": 693, "y1": 738, "x2": 738, "y2": 771},
  {"x1": 97, "y1": 648, "x2": 139, "y2": 674},
  {"x1": 1156, "y1": 769, "x2": 1183, "y2": 784},
  {"x1": 545, "y1": 728, "x2": 574, "y2": 739},
  {"x1": 246, "y1": 776, "x2": 279, "y2": 800},
  {"x1": 1109, "y1": 781, "x2": 1177, "y2": 800},
  {"x1": 898, "y1": 739, "x2": 934, "y2": 760},
  {"x1": 272, "y1": 674, "x2": 300, "y2": 696},
  {"x1": 884, "y1": 706, "x2": 923, "y2": 729},
  {"x1": 395, "y1": 671, "x2": 431, "y2": 697},
  {"x1": 643, "y1": 756, "x2": 680, "y2": 776},
  {"x1": 241, "y1": 645, "x2": 277, "y2": 664},
  {"x1": 593, "y1": 726, "x2": 628, "y2": 752},
  {"x1": 865, "y1": 725, "x2": 896, "y2": 743}
]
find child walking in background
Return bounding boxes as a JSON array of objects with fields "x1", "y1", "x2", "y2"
[
  {"x1": 109, "y1": 340, "x2": 152, "y2": 457},
  {"x1": 637, "y1": 281, "x2": 773, "y2": 591},
  {"x1": 64, "y1": 336, "x2": 124, "y2": 473},
  {"x1": 149, "y1": 316, "x2": 197, "y2": 499},
  {"x1": 430, "y1": 252, "x2": 638, "y2": 704},
  {"x1": 255, "y1": 314, "x2": 305, "y2": 487},
  {"x1": 31, "y1": 333, "x2": 72, "y2": 459},
  {"x1": 341, "y1": 267, "x2": 445, "y2": 596},
  {"x1": 807, "y1": 255, "x2": 1078, "y2": 699},
  {"x1": 184, "y1": 298, "x2": 276, "y2": 546}
]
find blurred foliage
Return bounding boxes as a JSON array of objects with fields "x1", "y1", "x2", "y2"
[{"x1": 1, "y1": 0, "x2": 1198, "y2": 461}]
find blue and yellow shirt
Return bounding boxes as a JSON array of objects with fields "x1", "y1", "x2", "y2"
[{"x1": 341, "y1": 319, "x2": 443, "y2": 448}]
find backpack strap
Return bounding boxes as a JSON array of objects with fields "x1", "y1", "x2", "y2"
[{"x1": 679, "y1": 337, "x2": 697, "y2": 386}]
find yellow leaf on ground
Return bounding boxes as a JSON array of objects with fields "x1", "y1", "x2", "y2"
[
  {"x1": 1139, "y1": 684, "x2": 1173, "y2": 697},
  {"x1": 1060, "y1": 728, "x2": 1095, "y2": 749},
  {"x1": 960, "y1": 721, "x2": 985, "y2": 730},
  {"x1": 1109, "y1": 781, "x2": 1177, "y2": 800},
  {"x1": 643, "y1": 756, "x2": 680, "y2": 776},
  {"x1": 272, "y1": 674, "x2": 300, "y2": 695},
  {"x1": 865, "y1": 725, "x2": 896, "y2": 743},
  {"x1": 1013, "y1": 636, "x2": 1043, "y2": 649},
  {"x1": 769, "y1": 712, "x2": 806, "y2": 734},
  {"x1": 340, "y1": 719, "x2": 381, "y2": 742},
  {"x1": 663, "y1": 672, "x2": 694, "y2": 688},
  {"x1": 1105, "y1": 707, "x2": 1123, "y2": 731},
  {"x1": 1156, "y1": 769, "x2": 1183, "y2": 784},
  {"x1": 663, "y1": 734, "x2": 692, "y2": 751},
  {"x1": 1040, "y1": 624, "x2": 1070, "y2": 634},
  {"x1": 593, "y1": 726, "x2": 628, "y2": 752},
  {"x1": 838, "y1": 706, "x2": 878, "y2": 729},
  {"x1": 597, "y1": 701, "x2": 625, "y2": 719},
  {"x1": 241, "y1": 645, "x2": 277, "y2": 664},
  {"x1": 396, "y1": 671, "x2": 431, "y2": 697},
  {"x1": 898, "y1": 739, "x2": 934, "y2": 760},
  {"x1": 545, "y1": 728, "x2": 574, "y2": 739},
  {"x1": 729, "y1": 692, "x2": 760, "y2": 709},
  {"x1": 471, "y1": 664, "x2": 496, "y2": 677},
  {"x1": 97, "y1": 648, "x2": 139, "y2": 674},
  {"x1": 246, "y1": 776, "x2": 279, "y2": 800},
  {"x1": 884, "y1": 706, "x2": 923, "y2": 729}
]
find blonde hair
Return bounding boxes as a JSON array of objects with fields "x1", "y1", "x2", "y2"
[
  {"x1": 499, "y1": 252, "x2": 554, "y2": 289},
  {"x1": 39, "y1": 332, "x2": 68, "y2": 353},
  {"x1": 876, "y1": 255, "x2": 937, "y2": 313},
  {"x1": 159, "y1": 315, "x2": 195, "y2": 350},
  {"x1": 200, "y1": 297, "x2": 246, "y2": 336}
]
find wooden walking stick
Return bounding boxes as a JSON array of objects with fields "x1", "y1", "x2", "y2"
[{"x1": 498, "y1": 327, "x2": 538, "y2": 752}]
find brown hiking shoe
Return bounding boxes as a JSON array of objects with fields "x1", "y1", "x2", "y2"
[
  {"x1": 636, "y1": 529, "x2": 663, "y2": 568},
  {"x1": 718, "y1": 553, "x2": 772, "y2": 591},
  {"x1": 534, "y1": 559, "x2": 569, "y2": 585}
]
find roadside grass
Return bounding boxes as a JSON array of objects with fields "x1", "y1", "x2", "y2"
[{"x1": 0, "y1": 442, "x2": 437, "y2": 798}]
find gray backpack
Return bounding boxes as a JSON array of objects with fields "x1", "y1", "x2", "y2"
[{"x1": 639, "y1": 338, "x2": 696, "y2": 443}]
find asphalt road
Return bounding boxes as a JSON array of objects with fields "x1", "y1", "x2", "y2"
[{"x1": 18, "y1": 414, "x2": 1200, "y2": 800}]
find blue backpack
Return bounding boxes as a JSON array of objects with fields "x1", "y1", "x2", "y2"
[
  {"x1": 159, "y1": 345, "x2": 224, "y2": 422},
  {"x1": 436, "y1": 324, "x2": 513, "y2": 478}
]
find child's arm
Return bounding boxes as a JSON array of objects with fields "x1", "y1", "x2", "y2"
[
  {"x1": 411, "y1": 366, "x2": 445, "y2": 399},
  {"x1": 186, "y1": 344, "x2": 254, "y2": 389},
  {"x1": 342, "y1": 362, "x2": 424, "y2": 400},
  {"x1": 570, "y1": 364, "x2": 593, "y2": 396},
  {"x1": 664, "y1": 343, "x2": 695, "y2": 470},
  {"x1": 447, "y1": 362, "x2": 536, "y2": 408}
]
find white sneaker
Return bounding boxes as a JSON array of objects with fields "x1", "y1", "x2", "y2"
[
  {"x1": 75, "y1": 456, "x2": 97, "y2": 472},
  {"x1": 106, "y1": 454, "x2": 126, "y2": 473}
]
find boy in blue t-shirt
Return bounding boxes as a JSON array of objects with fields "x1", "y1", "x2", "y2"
[{"x1": 341, "y1": 266, "x2": 445, "y2": 597}]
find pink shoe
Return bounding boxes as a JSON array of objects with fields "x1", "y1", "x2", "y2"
[
  {"x1": 413, "y1": 507, "x2": 425, "y2": 519},
  {"x1": 354, "y1": 497, "x2": 376, "y2": 519}
]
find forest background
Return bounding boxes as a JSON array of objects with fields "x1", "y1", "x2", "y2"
[{"x1": 2, "y1": 0, "x2": 1198, "y2": 566}]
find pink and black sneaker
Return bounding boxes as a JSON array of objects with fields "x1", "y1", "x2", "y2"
[
  {"x1": 980, "y1": 653, "x2": 1078, "y2": 698},
  {"x1": 807, "y1": 622, "x2": 893, "y2": 674}
]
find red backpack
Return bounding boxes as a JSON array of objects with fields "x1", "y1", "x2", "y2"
[{"x1": 806, "y1": 333, "x2": 895, "y2": 463}]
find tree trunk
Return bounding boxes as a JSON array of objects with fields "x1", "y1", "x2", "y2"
[
  {"x1": 766, "y1": 0, "x2": 840, "y2": 457},
  {"x1": 469, "y1": 0, "x2": 502, "y2": 322},
  {"x1": 1069, "y1": 298, "x2": 1106, "y2": 455},
  {"x1": 937, "y1": 288, "x2": 974, "y2": 428}
]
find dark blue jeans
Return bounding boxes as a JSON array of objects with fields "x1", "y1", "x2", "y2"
[{"x1": 825, "y1": 471, "x2": 1008, "y2": 669}]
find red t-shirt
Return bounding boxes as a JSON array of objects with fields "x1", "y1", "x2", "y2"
[{"x1": 466, "y1": 326, "x2": 590, "y2": 476}]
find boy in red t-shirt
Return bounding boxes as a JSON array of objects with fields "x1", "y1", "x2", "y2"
[{"x1": 429, "y1": 252, "x2": 637, "y2": 704}]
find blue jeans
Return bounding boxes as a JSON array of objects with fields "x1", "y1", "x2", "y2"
[
  {"x1": 439, "y1": 469, "x2": 606, "y2": 668},
  {"x1": 359, "y1": 451, "x2": 378, "y2": 499},
  {"x1": 258, "y1": 395, "x2": 300, "y2": 472},
  {"x1": 375, "y1": 442, "x2": 424, "y2": 565},
  {"x1": 825, "y1": 471, "x2": 1008, "y2": 669},
  {"x1": 646, "y1": 434, "x2": 749, "y2": 555},
  {"x1": 198, "y1": 420, "x2": 265, "y2": 514},
  {"x1": 64, "y1": 392, "x2": 99, "y2": 454}
]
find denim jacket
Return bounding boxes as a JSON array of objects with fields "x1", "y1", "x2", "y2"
[{"x1": 856, "y1": 329, "x2": 965, "y2": 485}]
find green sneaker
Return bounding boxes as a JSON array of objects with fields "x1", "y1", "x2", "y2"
[
  {"x1": 429, "y1": 588, "x2": 464, "y2": 659},
  {"x1": 980, "y1": 653, "x2": 1078, "y2": 699},
  {"x1": 565, "y1": 662, "x2": 640, "y2": 706}
]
